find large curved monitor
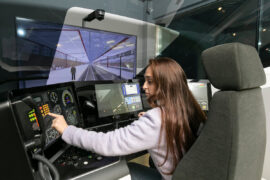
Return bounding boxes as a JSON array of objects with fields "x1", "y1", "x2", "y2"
[{"x1": 14, "y1": 17, "x2": 137, "y2": 88}]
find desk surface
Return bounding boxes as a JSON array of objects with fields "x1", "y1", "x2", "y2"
[{"x1": 75, "y1": 158, "x2": 130, "y2": 180}]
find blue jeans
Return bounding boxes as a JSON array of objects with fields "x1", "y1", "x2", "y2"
[{"x1": 127, "y1": 162, "x2": 162, "y2": 180}]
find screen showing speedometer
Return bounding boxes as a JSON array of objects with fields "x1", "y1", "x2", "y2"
[
  {"x1": 62, "y1": 90, "x2": 74, "y2": 106},
  {"x1": 49, "y1": 91, "x2": 58, "y2": 103}
]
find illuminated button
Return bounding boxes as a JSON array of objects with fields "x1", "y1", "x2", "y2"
[{"x1": 83, "y1": 161, "x2": 88, "y2": 165}]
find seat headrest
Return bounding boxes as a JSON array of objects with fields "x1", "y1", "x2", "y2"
[{"x1": 202, "y1": 43, "x2": 266, "y2": 90}]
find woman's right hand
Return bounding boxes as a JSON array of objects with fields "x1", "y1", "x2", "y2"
[
  {"x1": 138, "y1": 111, "x2": 146, "y2": 118},
  {"x1": 49, "y1": 113, "x2": 68, "y2": 135}
]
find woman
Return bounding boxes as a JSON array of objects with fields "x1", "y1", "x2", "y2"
[{"x1": 50, "y1": 57, "x2": 206, "y2": 180}]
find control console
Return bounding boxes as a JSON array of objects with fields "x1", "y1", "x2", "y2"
[
  {"x1": 11, "y1": 83, "x2": 82, "y2": 150},
  {"x1": 9, "y1": 82, "x2": 120, "y2": 179}
]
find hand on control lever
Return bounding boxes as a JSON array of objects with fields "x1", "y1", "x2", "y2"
[{"x1": 49, "y1": 113, "x2": 68, "y2": 135}]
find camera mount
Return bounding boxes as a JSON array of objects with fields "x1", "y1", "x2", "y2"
[{"x1": 83, "y1": 9, "x2": 105, "y2": 22}]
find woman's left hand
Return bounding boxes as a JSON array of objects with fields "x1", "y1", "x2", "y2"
[
  {"x1": 49, "y1": 113, "x2": 68, "y2": 135},
  {"x1": 138, "y1": 111, "x2": 146, "y2": 118}
]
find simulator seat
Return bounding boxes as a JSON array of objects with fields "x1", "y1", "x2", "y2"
[{"x1": 173, "y1": 42, "x2": 267, "y2": 180}]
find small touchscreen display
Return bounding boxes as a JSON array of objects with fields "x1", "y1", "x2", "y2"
[{"x1": 95, "y1": 82, "x2": 143, "y2": 118}]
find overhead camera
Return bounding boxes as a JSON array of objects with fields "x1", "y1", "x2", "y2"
[{"x1": 83, "y1": 9, "x2": 105, "y2": 22}]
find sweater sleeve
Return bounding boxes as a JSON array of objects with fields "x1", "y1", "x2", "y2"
[{"x1": 61, "y1": 108, "x2": 161, "y2": 156}]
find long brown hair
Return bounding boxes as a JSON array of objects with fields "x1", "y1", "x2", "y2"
[{"x1": 147, "y1": 57, "x2": 206, "y2": 174}]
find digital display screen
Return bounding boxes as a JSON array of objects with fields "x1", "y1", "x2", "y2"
[
  {"x1": 62, "y1": 90, "x2": 74, "y2": 106},
  {"x1": 28, "y1": 109, "x2": 38, "y2": 123},
  {"x1": 122, "y1": 83, "x2": 140, "y2": 95},
  {"x1": 95, "y1": 82, "x2": 143, "y2": 118},
  {"x1": 27, "y1": 109, "x2": 40, "y2": 132},
  {"x1": 47, "y1": 25, "x2": 137, "y2": 84},
  {"x1": 14, "y1": 17, "x2": 137, "y2": 89},
  {"x1": 188, "y1": 82, "x2": 210, "y2": 111}
]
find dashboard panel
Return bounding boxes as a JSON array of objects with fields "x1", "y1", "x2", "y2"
[
  {"x1": 10, "y1": 83, "x2": 83, "y2": 149},
  {"x1": 8, "y1": 82, "x2": 124, "y2": 179},
  {"x1": 7, "y1": 82, "x2": 141, "y2": 179}
]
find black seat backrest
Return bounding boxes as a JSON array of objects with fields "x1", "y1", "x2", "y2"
[{"x1": 173, "y1": 43, "x2": 267, "y2": 180}]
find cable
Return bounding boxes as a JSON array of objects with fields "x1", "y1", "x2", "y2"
[
  {"x1": 38, "y1": 162, "x2": 46, "y2": 180},
  {"x1": 32, "y1": 154, "x2": 60, "y2": 180}
]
